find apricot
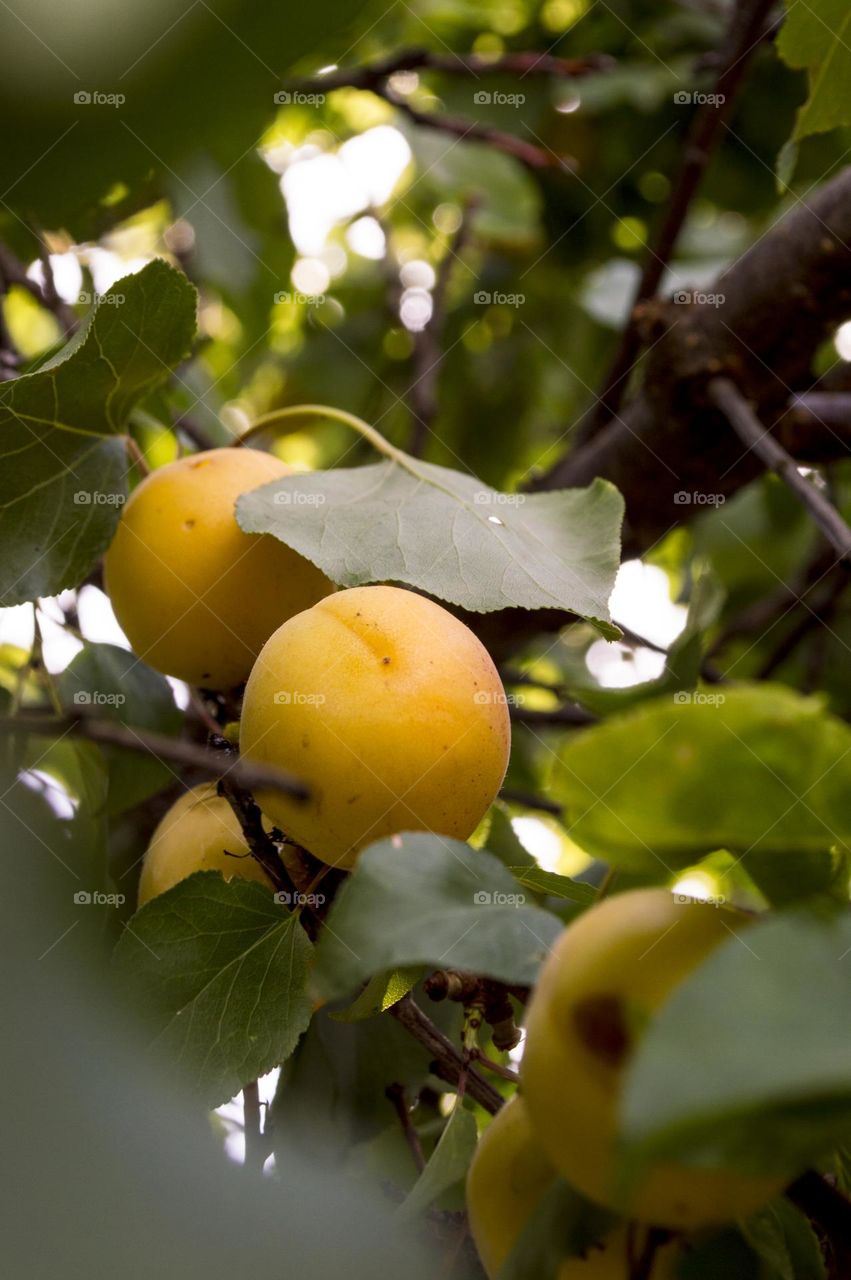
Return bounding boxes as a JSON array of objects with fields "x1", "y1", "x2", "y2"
[
  {"x1": 521, "y1": 889, "x2": 786, "y2": 1228},
  {"x1": 466, "y1": 1094, "x2": 679, "y2": 1279},
  {"x1": 104, "y1": 448, "x2": 332, "y2": 688},
  {"x1": 238, "y1": 585, "x2": 510, "y2": 868},
  {"x1": 137, "y1": 783, "x2": 272, "y2": 906}
]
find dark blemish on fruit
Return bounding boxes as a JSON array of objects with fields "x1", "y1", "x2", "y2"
[
  {"x1": 202, "y1": 672, "x2": 211, "y2": 681},
  {"x1": 572, "y1": 995, "x2": 631, "y2": 1068},
  {"x1": 183, "y1": 519, "x2": 196, "y2": 530},
  {"x1": 301, "y1": 736, "x2": 309, "y2": 749},
  {"x1": 346, "y1": 795, "x2": 360, "y2": 804},
  {"x1": 382, "y1": 656, "x2": 391, "y2": 664}
]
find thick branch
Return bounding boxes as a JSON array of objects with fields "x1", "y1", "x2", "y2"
[
  {"x1": 708, "y1": 377, "x2": 851, "y2": 562},
  {"x1": 390, "y1": 995, "x2": 504, "y2": 1114}
]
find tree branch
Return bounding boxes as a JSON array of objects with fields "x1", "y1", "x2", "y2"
[
  {"x1": 708, "y1": 377, "x2": 851, "y2": 562},
  {"x1": 385, "y1": 1082, "x2": 426, "y2": 1172},
  {"x1": 0, "y1": 240, "x2": 77, "y2": 335},
  {"x1": 576, "y1": 0, "x2": 777, "y2": 438},
  {"x1": 390, "y1": 995, "x2": 504, "y2": 1114},
  {"x1": 0, "y1": 711, "x2": 309, "y2": 800},
  {"x1": 787, "y1": 1171, "x2": 851, "y2": 1276}
]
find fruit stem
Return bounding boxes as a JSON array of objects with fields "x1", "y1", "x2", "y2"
[{"x1": 237, "y1": 404, "x2": 408, "y2": 465}]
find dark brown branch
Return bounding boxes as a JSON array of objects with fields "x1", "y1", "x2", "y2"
[
  {"x1": 294, "y1": 49, "x2": 612, "y2": 94},
  {"x1": 390, "y1": 995, "x2": 504, "y2": 1114},
  {"x1": 510, "y1": 703, "x2": 595, "y2": 727},
  {"x1": 408, "y1": 195, "x2": 480, "y2": 457},
  {"x1": 0, "y1": 711, "x2": 309, "y2": 800},
  {"x1": 242, "y1": 1080, "x2": 269, "y2": 1173},
  {"x1": 708, "y1": 377, "x2": 851, "y2": 562},
  {"x1": 755, "y1": 568, "x2": 849, "y2": 679},
  {"x1": 787, "y1": 1171, "x2": 851, "y2": 1276},
  {"x1": 385, "y1": 1082, "x2": 426, "y2": 1173},
  {"x1": 0, "y1": 240, "x2": 77, "y2": 335},
  {"x1": 499, "y1": 787, "x2": 562, "y2": 816},
  {"x1": 577, "y1": 0, "x2": 777, "y2": 438}
]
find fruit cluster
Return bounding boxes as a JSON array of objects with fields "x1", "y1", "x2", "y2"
[
  {"x1": 105, "y1": 447, "x2": 510, "y2": 886},
  {"x1": 468, "y1": 888, "x2": 788, "y2": 1276}
]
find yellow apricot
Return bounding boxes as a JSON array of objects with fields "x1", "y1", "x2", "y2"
[
  {"x1": 138, "y1": 783, "x2": 272, "y2": 906},
  {"x1": 239, "y1": 585, "x2": 510, "y2": 868},
  {"x1": 105, "y1": 448, "x2": 332, "y2": 688},
  {"x1": 466, "y1": 1094, "x2": 679, "y2": 1280},
  {"x1": 521, "y1": 889, "x2": 787, "y2": 1229}
]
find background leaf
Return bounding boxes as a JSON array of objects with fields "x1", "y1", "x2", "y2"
[
  {"x1": 0, "y1": 259, "x2": 196, "y2": 604},
  {"x1": 398, "y1": 1104, "x2": 477, "y2": 1220},
  {"x1": 237, "y1": 459, "x2": 623, "y2": 631},
  {"x1": 313, "y1": 834, "x2": 564, "y2": 1002},
  {"x1": 113, "y1": 871, "x2": 313, "y2": 1106},
  {"x1": 777, "y1": 0, "x2": 851, "y2": 143}
]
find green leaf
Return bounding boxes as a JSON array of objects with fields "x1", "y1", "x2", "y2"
[
  {"x1": 554, "y1": 685, "x2": 851, "y2": 874},
  {"x1": 398, "y1": 1104, "x2": 477, "y2": 1220},
  {"x1": 237, "y1": 461, "x2": 623, "y2": 632},
  {"x1": 113, "y1": 871, "x2": 313, "y2": 1107},
  {"x1": 507, "y1": 866, "x2": 597, "y2": 905},
  {"x1": 485, "y1": 803, "x2": 535, "y2": 869},
  {"x1": 741, "y1": 1200, "x2": 826, "y2": 1280},
  {"x1": 777, "y1": 0, "x2": 851, "y2": 143},
  {"x1": 621, "y1": 909, "x2": 851, "y2": 1178},
  {"x1": 331, "y1": 967, "x2": 423, "y2": 1023},
  {"x1": 57, "y1": 643, "x2": 181, "y2": 814},
  {"x1": 500, "y1": 1179, "x2": 614, "y2": 1280},
  {"x1": 0, "y1": 260, "x2": 197, "y2": 605},
  {"x1": 313, "y1": 835, "x2": 564, "y2": 1002}
]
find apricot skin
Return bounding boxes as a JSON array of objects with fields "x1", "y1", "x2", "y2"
[
  {"x1": 137, "y1": 783, "x2": 272, "y2": 907},
  {"x1": 466, "y1": 1094, "x2": 678, "y2": 1279},
  {"x1": 104, "y1": 448, "x2": 332, "y2": 688},
  {"x1": 238, "y1": 585, "x2": 511, "y2": 868},
  {"x1": 521, "y1": 888, "x2": 786, "y2": 1229}
]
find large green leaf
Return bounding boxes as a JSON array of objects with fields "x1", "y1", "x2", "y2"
[
  {"x1": 237, "y1": 460, "x2": 622, "y2": 631},
  {"x1": 313, "y1": 834, "x2": 564, "y2": 1002},
  {"x1": 398, "y1": 1104, "x2": 477, "y2": 1220},
  {"x1": 621, "y1": 909, "x2": 851, "y2": 1177},
  {"x1": 554, "y1": 685, "x2": 851, "y2": 874},
  {"x1": 0, "y1": 259, "x2": 196, "y2": 604},
  {"x1": 778, "y1": 0, "x2": 851, "y2": 143},
  {"x1": 113, "y1": 871, "x2": 313, "y2": 1106},
  {"x1": 57, "y1": 643, "x2": 181, "y2": 814}
]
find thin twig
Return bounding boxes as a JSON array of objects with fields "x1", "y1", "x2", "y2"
[
  {"x1": 408, "y1": 195, "x2": 480, "y2": 457},
  {"x1": 499, "y1": 787, "x2": 562, "y2": 816},
  {"x1": 293, "y1": 49, "x2": 612, "y2": 93},
  {"x1": 709, "y1": 377, "x2": 851, "y2": 563},
  {"x1": 242, "y1": 1080, "x2": 268, "y2": 1173},
  {"x1": 0, "y1": 240, "x2": 77, "y2": 334},
  {"x1": 385, "y1": 1082, "x2": 426, "y2": 1173},
  {"x1": 576, "y1": 0, "x2": 777, "y2": 439},
  {"x1": 390, "y1": 995, "x2": 504, "y2": 1114},
  {"x1": 0, "y1": 711, "x2": 309, "y2": 799},
  {"x1": 510, "y1": 703, "x2": 596, "y2": 727}
]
